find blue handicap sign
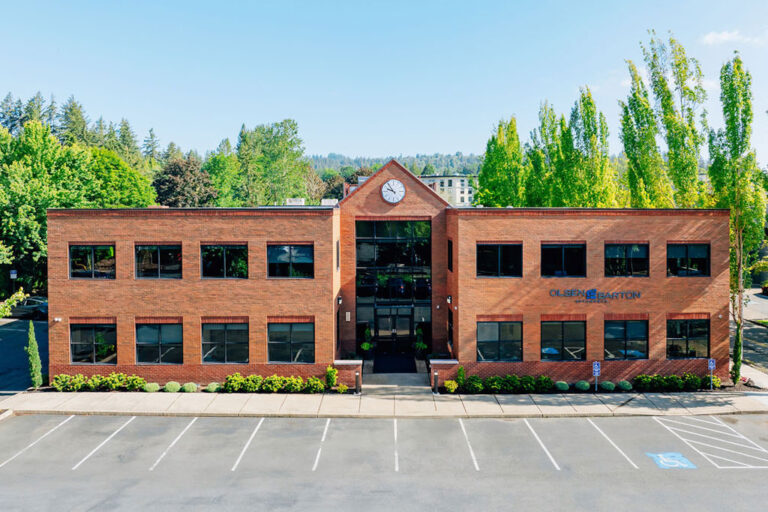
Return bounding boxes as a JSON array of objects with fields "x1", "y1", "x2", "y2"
[
  {"x1": 708, "y1": 358, "x2": 716, "y2": 371},
  {"x1": 646, "y1": 452, "x2": 697, "y2": 469},
  {"x1": 592, "y1": 361, "x2": 601, "y2": 377}
]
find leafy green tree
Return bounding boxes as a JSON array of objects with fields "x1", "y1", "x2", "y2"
[
  {"x1": 524, "y1": 102, "x2": 563, "y2": 206},
  {"x1": 323, "y1": 173, "x2": 346, "y2": 200},
  {"x1": 0, "y1": 288, "x2": 26, "y2": 318},
  {"x1": 57, "y1": 96, "x2": 90, "y2": 146},
  {"x1": 153, "y1": 154, "x2": 216, "y2": 207},
  {"x1": 422, "y1": 162, "x2": 437, "y2": 176},
  {"x1": 475, "y1": 117, "x2": 527, "y2": 207},
  {"x1": 25, "y1": 320, "x2": 43, "y2": 388},
  {"x1": 707, "y1": 55, "x2": 766, "y2": 383},
  {"x1": 87, "y1": 148, "x2": 155, "y2": 207},
  {"x1": 203, "y1": 139, "x2": 240, "y2": 206},
  {"x1": 642, "y1": 32, "x2": 706, "y2": 207}
]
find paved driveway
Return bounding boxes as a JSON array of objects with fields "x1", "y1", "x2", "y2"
[
  {"x1": 0, "y1": 413, "x2": 766, "y2": 511},
  {"x1": 0, "y1": 319, "x2": 48, "y2": 394}
]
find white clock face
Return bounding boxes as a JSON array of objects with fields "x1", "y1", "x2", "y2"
[{"x1": 381, "y1": 179, "x2": 406, "y2": 204}]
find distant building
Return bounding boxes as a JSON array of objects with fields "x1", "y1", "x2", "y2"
[{"x1": 419, "y1": 175, "x2": 476, "y2": 205}]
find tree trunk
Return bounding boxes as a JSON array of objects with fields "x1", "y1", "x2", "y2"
[{"x1": 733, "y1": 230, "x2": 744, "y2": 383}]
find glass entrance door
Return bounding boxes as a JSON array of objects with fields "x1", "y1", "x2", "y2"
[{"x1": 375, "y1": 307, "x2": 413, "y2": 354}]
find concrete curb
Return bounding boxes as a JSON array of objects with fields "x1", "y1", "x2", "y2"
[{"x1": 0, "y1": 409, "x2": 14, "y2": 422}]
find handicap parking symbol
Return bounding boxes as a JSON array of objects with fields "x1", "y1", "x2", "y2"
[{"x1": 646, "y1": 452, "x2": 697, "y2": 469}]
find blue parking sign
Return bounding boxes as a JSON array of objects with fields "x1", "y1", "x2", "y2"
[
  {"x1": 708, "y1": 358, "x2": 716, "y2": 371},
  {"x1": 592, "y1": 361, "x2": 600, "y2": 376}
]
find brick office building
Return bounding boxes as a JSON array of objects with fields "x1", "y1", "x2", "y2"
[{"x1": 47, "y1": 160, "x2": 730, "y2": 386}]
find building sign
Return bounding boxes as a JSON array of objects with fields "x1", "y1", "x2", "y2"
[{"x1": 549, "y1": 288, "x2": 641, "y2": 304}]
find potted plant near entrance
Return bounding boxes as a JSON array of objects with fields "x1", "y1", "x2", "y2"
[
  {"x1": 361, "y1": 326, "x2": 373, "y2": 359},
  {"x1": 413, "y1": 327, "x2": 427, "y2": 359}
]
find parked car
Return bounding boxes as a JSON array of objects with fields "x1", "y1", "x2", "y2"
[{"x1": 10, "y1": 296, "x2": 48, "y2": 320}]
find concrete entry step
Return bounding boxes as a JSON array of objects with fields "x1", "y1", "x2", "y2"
[{"x1": 363, "y1": 373, "x2": 430, "y2": 386}]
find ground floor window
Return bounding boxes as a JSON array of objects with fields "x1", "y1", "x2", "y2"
[
  {"x1": 477, "y1": 321, "x2": 522, "y2": 361},
  {"x1": 136, "y1": 324, "x2": 183, "y2": 364},
  {"x1": 70, "y1": 324, "x2": 117, "y2": 364},
  {"x1": 268, "y1": 323, "x2": 314, "y2": 363},
  {"x1": 604, "y1": 320, "x2": 648, "y2": 360},
  {"x1": 202, "y1": 323, "x2": 249, "y2": 363},
  {"x1": 541, "y1": 321, "x2": 585, "y2": 361},
  {"x1": 667, "y1": 319, "x2": 709, "y2": 358}
]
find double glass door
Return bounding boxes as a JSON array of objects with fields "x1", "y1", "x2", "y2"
[{"x1": 375, "y1": 307, "x2": 413, "y2": 354}]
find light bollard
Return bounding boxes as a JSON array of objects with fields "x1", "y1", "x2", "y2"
[
  {"x1": 355, "y1": 371, "x2": 361, "y2": 395},
  {"x1": 433, "y1": 371, "x2": 439, "y2": 395}
]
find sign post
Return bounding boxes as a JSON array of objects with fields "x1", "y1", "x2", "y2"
[
  {"x1": 592, "y1": 361, "x2": 601, "y2": 392},
  {"x1": 708, "y1": 359, "x2": 716, "y2": 390}
]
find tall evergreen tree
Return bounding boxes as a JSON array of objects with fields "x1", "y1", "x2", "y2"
[
  {"x1": 57, "y1": 96, "x2": 90, "y2": 145},
  {"x1": 22, "y1": 92, "x2": 46, "y2": 125},
  {"x1": 475, "y1": 117, "x2": 527, "y2": 207},
  {"x1": 0, "y1": 93, "x2": 23, "y2": 135},
  {"x1": 162, "y1": 142, "x2": 183, "y2": 163},
  {"x1": 142, "y1": 128, "x2": 160, "y2": 160}
]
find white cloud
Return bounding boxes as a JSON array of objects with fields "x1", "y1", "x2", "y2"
[{"x1": 700, "y1": 29, "x2": 768, "y2": 46}]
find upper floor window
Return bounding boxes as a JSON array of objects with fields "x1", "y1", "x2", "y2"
[
  {"x1": 268, "y1": 245, "x2": 314, "y2": 278},
  {"x1": 477, "y1": 244, "x2": 522, "y2": 277},
  {"x1": 667, "y1": 244, "x2": 710, "y2": 277},
  {"x1": 70, "y1": 324, "x2": 117, "y2": 364},
  {"x1": 136, "y1": 245, "x2": 182, "y2": 279},
  {"x1": 477, "y1": 321, "x2": 522, "y2": 361},
  {"x1": 541, "y1": 244, "x2": 586, "y2": 277},
  {"x1": 201, "y1": 245, "x2": 248, "y2": 279},
  {"x1": 604, "y1": 320, "x2": 648, "y2": 360},
  {"x1": 667, "y1": 319, "x2": 709, "y2": 359},
  {"x1": 541, "y1": 321, "x2": 586, "y2": 361},
  {"x1": 605, "y1": 244, "x2": 649, "y2": 277},
  {"x1": 448, "y1": 240, "x2": 453, "y2": 272},
  {"x1": 136, "y1": 323, "x2": 183, "y2": 364},
  {"x1": 202, "y1": 323, "x2": 248, "y2": 363},
  {"x1": 69, "y1": 245, "x2": 115, "y2": 279},
  {"x1": 268, "y1": 322, "x2": 315, "y2": 363}
]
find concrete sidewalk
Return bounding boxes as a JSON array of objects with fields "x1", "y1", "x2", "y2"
[{"x1": 1, "y1": 388, "x2": 767, "y2": 418}]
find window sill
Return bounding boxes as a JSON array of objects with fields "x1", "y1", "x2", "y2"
[
  {"x1": 666, "y1": 275, "x2": 711, "y2": 278},
  {"x1": 136, "y1": 362, "x2": 184, "y2": 366},
  {"x1": 604, "y1": 275, "x2": 650, "y2": 278},
  {"x1": 68, "y1": 277, "x2": 116, "y2": 281},
  {"x1": 200, "y1": 277, "x2": 249, "y2": 280},
  {"x1": 539, "y1": 359, "x2": 587, "y2": 363},
  {"x1": 666, "y1": 356, "x2": 709, "y2": 360},
  {"x1": 476, "y1": 276, "x2": 523, "y2": 279},
  {"x1": 266, "y1": 277, "x2": 315, "y2": 280},
  {"x1": 475, "y1": 360, "x2": 524, "y2": 363},
  {"x1": 202, "y1": 361, "x2": 250, "y2": 365},
  {"x1": 267, "y1": 361, "x2": 316, "y2": 365},
  {"x1": 540, "y1": 275, "x2": 587, "y2": 279},
  {"x1": 135, "y1": 277, "x2": 183, "y2": 280},
  {"x1": 69, "y1": 362, "x2": 118, "y2": 365}
]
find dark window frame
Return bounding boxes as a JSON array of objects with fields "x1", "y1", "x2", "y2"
[
  {"x1": 267, "y1": 244, "x2": 315, "y2": 279},
  {"x1": 603, "y1": 320, "x2": 649, "y2": 360},
  {"x1": 476, "y1": 321, "x2": 523, "y2": 362},
  {"x1": 604, "y1": 243, "x2": 649, "y2": 278},
  {"x1": 135, "y1": 244, "x2": 183, "y2": 279},
  {"x1": 476, "y1": 243, "x2": 523, "y2": 278},
  {"x1": 136, "y1": 323, "x2": 183, "y2": 365},
  {"x1": 69, "y1": 245, "x2": 116, "y2": 279},
  {"x1": 201, "y1": 244, "x2": 248, "y2": 279},
  {"x1": 447, "y1": 239, "x2": 453, "y2": 272},
  {"x1": 541, "y1": 244, "x2": 587, "y2": 278},
  {"x1": 540, "y1": 321, "x2": 586, "y2": 361},
  {"x1": 666, "y1": 319, "x2": 710, "y2": 359},
  {"x1": 267, "y1": 322, "x2": 315, "y2": 363},
  {"x1": 667, "y1": 243, "x2": 710, "y2": 277},
  {"x1": 69, "y1": 324, "x2": 117, "y2": 364},
  {"x1": 201, "y1": 323, "x2": 249, "y2": 364}
]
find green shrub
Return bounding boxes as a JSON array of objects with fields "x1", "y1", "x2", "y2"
[
  {"x1": 143, "y1": 382, "x2": 160, "y2": 393},
  {"x1": 520, "y1": 375, "x2": 536, "y2": 394},
  {"x1": 283, "y1": 376, "x2": 304, "y2": 393},
  {"x1": 205, "y1": 382, "x2": 221, "y2": 393},
  {"x1": 650, "y1": 374, "x2": 666, "y2": 392},
  {"x1": 52, "y1": 373, "x2": 89, "y2": 392},
  {"x1": 502, "y1": 374, "x2": 521, "y2": 394},
  {"x1": 456, "y1": 366, "x2": 466, "y2": 389},
  {"x1": 483, "y1": 376, "x2": 503, "y2": 394},
  {"x1": 86, "y1": 374, "x2": 105, "y2": 391},
  {"x1": 181, "y1": 382, "x2": 198, "y2": 393},
  {"x1": 632, "y1": 374, "x2": 652, "y2": 392},
  {"x1": 100, "y1": 372, "x2": 128, "y2": 391},
  {"x1": 125, "y1": 375, "x2": 147, "y2": 392},
  {"x1": 243, "y1": 375, "x2": 263, "y2": 393},
  {"x1": 325, "y1": 366, "x2": 338, "y2": 388},
  {"x1": 555, "y1": 381, "x2": 569, "y2": 392},
  {"x1": 164, "y1": 381, "x2": 181, "y2": 392},
  {"x1": 463, "y1": 375, "x2": 484, "y2": 394},
  {"x1": 222, "y1": 373, "x2": 246, "y2": 393},
  {"x1": 304, "y1": 376, "x2": 325, "y2": 393},
  {"x1": 261, "y1": 375, "x2": 285, "y2": 393},
  {"x1": 702, "y1": 374, "x2": 721, "y2": 389},
  {"x1": 664, "y1": 375, "x2": 685, "y2": 392},
  {"x1": 535, "y1": 375, "x2": 554, "y2": 393},
  {"x1": 617, "y1": 380, "x2": 632, "y2": 392},
  {"x1": 337, "y1": 383, "x2": 348, "y2": 394},
  {"x1": 25, "y1": 320, "x2": 43, "y2": 389},
  {"x1": 682, "y1": 372, "x2": 702, "y2": 391},
  {"x1": 574, "y1": 380, "x2": 590, "y2": 392},
  {"x1": 444, "y1": 380, "x2": 459, "y2": 393},
  {"x1": 599, "y1": 381, "x2": 615, "y2": 392}
]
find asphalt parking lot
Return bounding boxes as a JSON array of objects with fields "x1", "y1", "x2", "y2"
[{"x1": 0, "y1": 414, "x2": 766, "y2": 511}]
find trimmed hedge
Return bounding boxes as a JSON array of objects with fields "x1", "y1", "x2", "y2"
[
  {"x1": 555, "y1": 381, "x2": 569, "y2": 392},
  {"x1": 574, "y1": 380, "x2": 591, "y2": 392},
  {"x1": 633, "y1": 373, "x2": 720, "y2": 392},
  {"x1": 164, "y1": 381, "x2": 181, "y2": 393},
  {"x1": 599, "y1": 381, "x2": 615, "y2": 392},
  {"x1": 51, "y1": 373, "x2": 146, "y2": 392},
  {"x1": 181, "y1": 382, "x2": 198, "y2": 393}
]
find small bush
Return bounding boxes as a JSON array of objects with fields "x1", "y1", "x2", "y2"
[
  {"x1": 617, "y1": 380, "x2": 632, "y2": 392},
  {"x1": 456, "y1": 366, "x2": 466, "y2": 388},
  {"x1": 664, "y1": 375, "x2": 685, "y2": 392},
  {"x1": 463, "y1": 375, "x2": 484, "y2": 394},
  {"x1": 125, "y1": 375, "x2": 147, "y2": 392},
  {"x1": 205, "y1": 382, "x2": 221, "y2": 393},
  {"x1": 181, "y1": 382, "x2": 198, "y2": 393},
  {"x1": 52, "y1": 374, "x2": 88, "y2": 392},
  {"x1": 325, "y1": 366, "x2": 338, "y2": 388},
  {"x1": 682, "y1": 372, "x2": 702, "y2": 391},
  {"x1": 337, "y1": 383, "x2": 349, "y2": 394},
  {"x1": 143, "y1": 382, "x2": 160, "y2": 393},
  {"x1": 599, "y1": 381, "x2": 615, "y2": 392},
  {"x1": 484, "y1": 376, "x2": 503, "y2": 394},
  {"x1": 502, "y1": 374, "x2": 521, "y2": 394},
  {"x1": 574, "y1": 380, "x2": 590, "y2": 392},
  {"x1": 222, "y1": 373, "x2": 246, "y2": 393},
  {"x1": 243, "y1": 375, "x2": 263, "y2": 393},
  {"x1": 520, "y1": 375, "x2": 536, "y2": 394},
  {"x1": 534, "y1": 375, "x2": 554, "y2": 393},
  {"x1": 261, "y1": 375, "x2": 285, "y2": 393},
  {"x1": 702, "y1": 374, "x2": 721, "y2": 389},
  {"x1": 650, "y1": 374, "x2": 666, "y2": 392},
  {"x1": 444, "y1": 380, "x2": 459, "y2": 393},
  {"x1": 283, "y1": 376, "x2": 304, "y2": 393},
  {"x1": 555, "y1": 381, "x2": 569, "y2": 392},
  {"x1": 304, "y1": 376, "x2": 325, "y2": 393},
  {"x1": 164, "y1": 381, "x2": 181, "y2": 392},
  {"x1": 86, "y1": 374, "x2": 105, "y2": 391},
  {"x1": 632, "y1": 374, "x2": 652, "y2": 392}
]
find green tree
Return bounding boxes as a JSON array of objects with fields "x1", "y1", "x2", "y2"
[
  {"x1": 153, "y1": 154, "x2": 216, "y2": 207},
  {"x1": 707, "y1": 54, "x2": 766, "y2": 383},
  {"x1": 117, "y1": 118, "x2": 143, "y2": 170},
  {"x1": 525, "y1": 102, "x2": 563, "y2": 206},
  {"x1": 475, "y1": 117, "x2": 527, "y2": 207},
  {"x1": 57, "y1": 96, "x2": 90, "y2": 146},
  {"x1": 422, "y1": 162, "x2": 437, "y2": 176},
  {"x1": 87, "y1": 148, "x2": 155, "y2": 208},
  {"x1": 0, "y1": 93, "x2": 23, "y2": 135},
  {"x1": 142, "y1": 128, "x2": 160, "y2": 160},
  {"x1": 162, "y1": 142, "x2": 183, "y2": 163},
  {"x1": 25, "y1": 320, "x2": 43, "y2": 388},
  {"x1": 203, "y1": 139, "x2": 240, "y2": 206}
]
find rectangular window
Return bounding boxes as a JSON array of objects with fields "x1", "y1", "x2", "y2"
[
  {"x1": 267, "y1": 245, "x2": 314, "y2": 278},
  {"x1": 201, "y1": 245, "x2": 248, "y2": 279},
  {"x1": 268, "y1": 323, "x2": 315, "y2": 363},
  {"x1": 604, "y1": 320, "x2": 648, "y2": 360},
  {"x1": 69, "y1": 245, "x2": 115, "y2": 279},
  {"x1": 201, "y1": 323, "x2": 249, "y2": 363},
  {"x1": 136, "y1": 323, "x2": 183, "y2": 364},
  {"x1": 336, "y1": 240, "x2": 340, "y2": 271},
  {"x1": 667, "y1": 244, "x2": 710, "y2": 276},
  {"x1": 447, "y1": 240, "x2": 453, "y2": 272},
  {"x1": 136, "y1": 245, "x2": 182, "y2": 279},
  {"x1": 541, "y1": 244, "x2": 586, "y2": 277},
  {"x1": 477, "y1": 321, "x2": 522, "y2": 361},
  {"x1": 667, "y1": 319, "x2": 709, "y2": 358},
  {"x1": 541, "y1": 321, "x2": 586, "y2": 361},
  {"x1": 605, "y1": 244, "x2": 649, "y2": 277},
  {"x1": 70, "y1": 324, "x2": 117, "y2": 364},
  {"x1": 477, "y1": 244, "x2": 522, "y2": 277}
]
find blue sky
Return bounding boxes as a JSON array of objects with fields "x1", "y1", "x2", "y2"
[{"x1": 4, "y1": 1, "x2": 768, "y2": 163}]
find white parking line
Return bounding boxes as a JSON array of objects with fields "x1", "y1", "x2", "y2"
[
  {"x1": 72, "y1": 416, "x2": 135, "y2": 470},
  {"x1": 393, "y1": 419, "x2": 399, "y2": 472},
  {"x1": 523, "y1": 419, "x2": 560, "y2": 471},
  {"x1": 587, "y1": 418, "x2": 638, "y2": 469},
  {"x1": 231, "y1": 418, "x2": 264, "y2": 472},
  {"x1": 149, "y1": 417, "x2": 198, "y2": 471},
  {"x1": 312, "y1": 418, "x2": 331, "y2": 472},
  {"x1": 458, "y1": 418, "x2": 479, "y2": 471},
  {"x1": 0, "y1": 415, "x2": 74, "y2": 469}
]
